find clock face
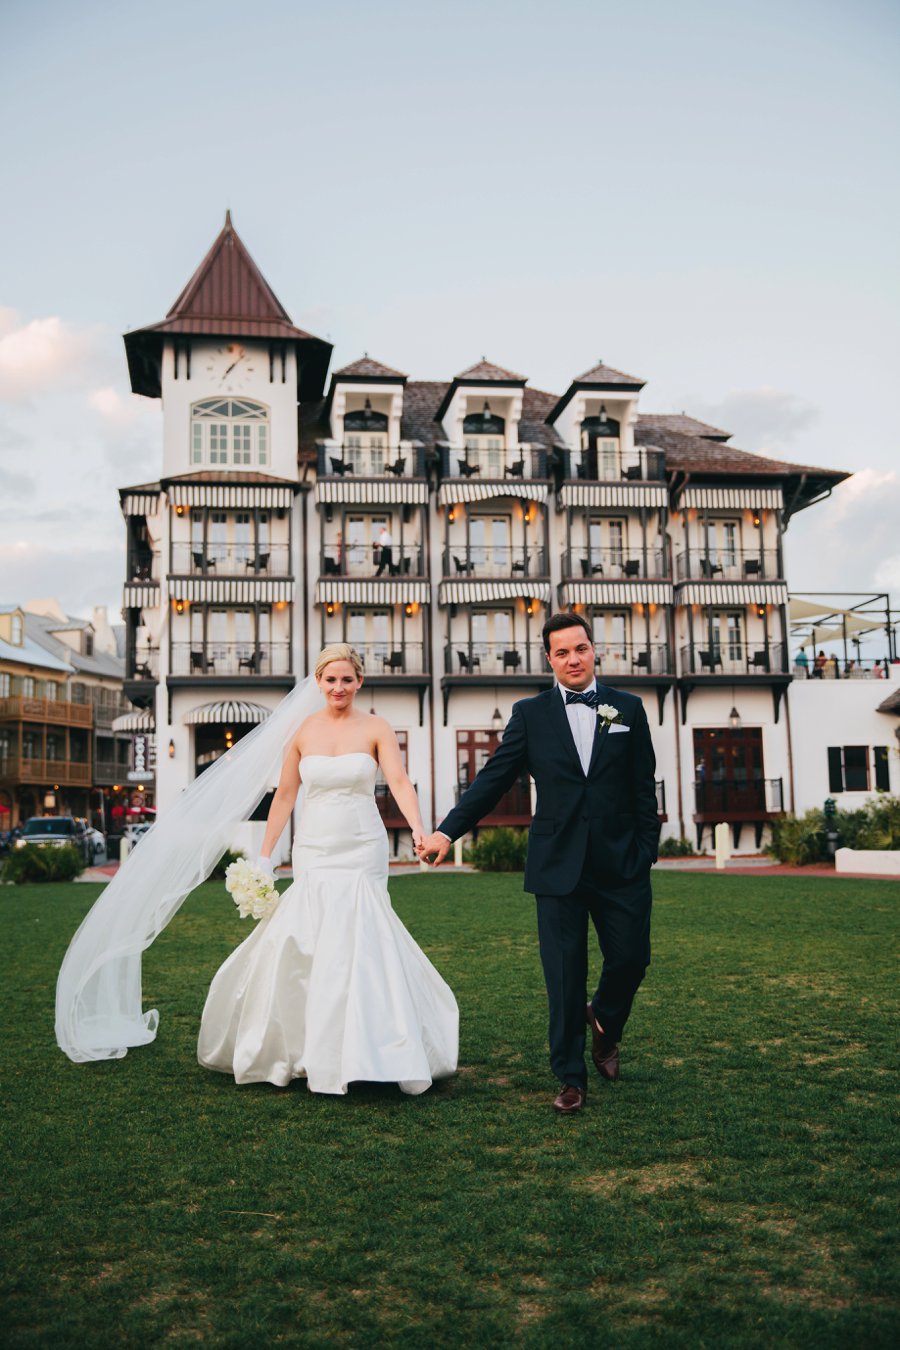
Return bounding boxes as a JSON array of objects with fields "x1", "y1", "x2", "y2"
[{"x1": 204, "y1": 342, "x2": 257, "y2": 393}]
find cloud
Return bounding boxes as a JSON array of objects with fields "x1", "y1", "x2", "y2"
[
  {"x1": 0, "y1": 538, "x2": 125, "y2": 615},
  {"x1": 88, "y1": 385, "x2": 144, "y2": 427},
  {"x1": 680, "y1": 386, "x2": 819, "y2": 450},
  {"x1": 785, "y1": 469, "x2": 900, "y2": 597},
  {"x1": 0, "y1": 464, "x2": 35, "y2": 498},
  {"x1": 0, "y1": 308, "x2": 95, "y2": 402}
]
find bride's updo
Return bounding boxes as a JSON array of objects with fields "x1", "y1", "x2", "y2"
[{"x1": 315, "y1": 643, "x2": 364, "y2": 681}]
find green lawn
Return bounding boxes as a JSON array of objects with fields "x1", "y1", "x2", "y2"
[{"x1": 1, "y1": 872, "x2": 897, "y2": 1348}]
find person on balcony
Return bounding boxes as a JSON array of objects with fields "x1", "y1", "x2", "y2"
[
  {"x1": 374, "y1": 525, "x2": 394, "y2": 577},
  {"x1": 418, "y1": 611, "x2": 660, "y2": 1116}
]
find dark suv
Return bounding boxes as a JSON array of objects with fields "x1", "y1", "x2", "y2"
[{"x1": 15, "y1": 816, "x2": 92, "y2": 863}]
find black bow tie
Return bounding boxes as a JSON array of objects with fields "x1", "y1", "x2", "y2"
[{"x1": 565, "y1": 689, "x2": 598, "y2": 708}]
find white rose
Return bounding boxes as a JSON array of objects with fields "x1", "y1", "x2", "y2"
[{"x1": 596, "y1": 703, "x2": 620, "y2": 723}]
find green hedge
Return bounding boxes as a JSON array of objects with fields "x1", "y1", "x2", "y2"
[
  {"x1": 3, "y1": 843, "x2": 85, "y2": 884},
  {"x1": 767, "y1": 794, "x2": 900, "y2": 864},
  {"x1": 466, "y1": 827, "x2": 529, "y2": 872},
  {"x1": 658, "y1": 836, "x2": 696, "y2": 857}
]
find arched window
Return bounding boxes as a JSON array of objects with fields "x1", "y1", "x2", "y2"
[{"x1": 191, "y1": 399, "x2": 270, "y2": 468}]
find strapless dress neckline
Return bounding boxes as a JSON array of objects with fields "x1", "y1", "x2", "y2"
[{"x1": 301, "y1": 752, "x2": 378, "y2": 764}]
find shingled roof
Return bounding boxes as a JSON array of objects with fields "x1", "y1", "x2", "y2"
[
  {"x1": 334, "y1": 356, "x2": 408, "y2": 381},
  {"x1": 124, "y1": 213, "x2": 332, "y2": 401},
  {"x1": 454, "y1": 359, "x2": 527, "y2": 383},
  {"x1": 574, "y1": 361, "x2": 646, "y2": 388},
  {"x1": 638, "y1": 413, "x2": 731, "y2": 441}
]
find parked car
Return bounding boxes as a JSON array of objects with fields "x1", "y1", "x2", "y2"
[
  {"x1": 123, "y1": 822, "x2": 153, "y2": 847},
  {"x1": 15, "y1": 816, "x2": 92, "y2": 863},
  {"x1": 75, "y1": 819, "x2": 107, "y2": 862}
]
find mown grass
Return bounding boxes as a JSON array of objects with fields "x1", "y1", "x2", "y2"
[{"x1": 1, "y1": 871, "x2": 898, "y2": 1348}]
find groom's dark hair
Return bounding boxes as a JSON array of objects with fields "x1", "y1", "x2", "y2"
[{"x1": 542, "y1": 611, "x2": 594, "y2": 653}]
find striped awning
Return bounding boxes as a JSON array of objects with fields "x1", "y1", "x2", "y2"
[
  {"x1": 169, "y1": 578, "x2": 295, "y2": 604},
  {"x1": 167, "y1": 482, "x2": 297, "y2": 509},
  {"x1": 438, "y1": 580, "x2": 552, "y2": 605},
  {"x1": 557, "y1": 484, "x2": 668, "y2": 510},
  {"x1": 315, "y1": 479, "x2": 429, "y2": 505},
  {"x1": 681, "y1": 487, "x2": 784, "y2": 511},
  {"x1": 184, "y1": 700, "x2": 272, "y2": 725},
  {"x1": 121, "y1": 491, "x2": 161, "y2": 516},
  {"x1": 315, "y1": 580, "x2": 431, "y2": 605},
  {"x1": 559, "y1": 581, "x2": 674, "y2": 606},
  {"x1": 123, "y1": 584, "x2": 160, "y2": 608},
  {"x1": 111, "y1": 710, "x2": 156, "y2": 732},
  {"x1": 438, "y1": 482, "x2": 548, "y2": 506},
  {"x1": 678, "y1": 582, "x2": 789, "y2": 605}
]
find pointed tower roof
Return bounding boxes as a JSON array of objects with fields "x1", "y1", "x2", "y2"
[
  {"x1": 124, "y1": 213, "x2": 332, "y2": 400},
  {"x1": 454, "y1": 358, "x2": 527, "y2": 383},
  {"x1": 334, "y1": 355, "x2": 408, "y2": 381},
  {"x1": 545, "y1": 359, "x2": 645, "y2": 424}
]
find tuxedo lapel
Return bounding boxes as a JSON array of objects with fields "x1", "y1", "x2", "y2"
[
  {"x1": 587, "y1": 685, "x2": 619, "y2": 776},
  {"x1": 547, "y1": 688, "x2": 584, "y2": 775}
]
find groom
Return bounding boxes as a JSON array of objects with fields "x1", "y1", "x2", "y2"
[{"x1": 419, "y1": 613, "x2": 660, "y2": 1114}]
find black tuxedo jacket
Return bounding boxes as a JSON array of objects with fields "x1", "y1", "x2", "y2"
[{"x1": 438, "y1": 685, "x2": 660, "y2": 896}]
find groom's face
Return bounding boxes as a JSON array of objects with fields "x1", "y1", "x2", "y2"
[{"x1": 545, "y1": 626, "x2": 595, "y2": 690}]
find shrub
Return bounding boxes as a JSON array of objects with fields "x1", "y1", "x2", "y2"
[
  {"x1": 3, "y1": 843, "x2": 85, "y2": 884},
  {"x1": 767, "y1": 810, "x2": 827, "y2": 866},
  {"x1": 767, "y1": 795, "x2": 900, "y2": 864},
  {"x1": 466, "y1": 827, "x2": 528, "y2": 872},
  {"x1": 658, "y1": 836, "x2": 695, "y2": 858},
  {"x1": 209, "y1": 848, "x2": 246, "y2": 881}
]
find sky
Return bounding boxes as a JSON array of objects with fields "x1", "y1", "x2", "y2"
[{"x1": 1, "y1": 0, "x2": 898, "y2": 634}]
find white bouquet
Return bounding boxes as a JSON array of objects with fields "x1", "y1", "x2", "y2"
[{"x1": 224, "y1": 857, "x2": 279, "y2": 921}]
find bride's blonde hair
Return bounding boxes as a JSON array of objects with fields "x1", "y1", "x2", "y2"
[{"x1": 315, "y1": 643, "x2": 364, "y2": 681}]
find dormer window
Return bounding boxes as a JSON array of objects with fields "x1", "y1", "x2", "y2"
[
  {"x1": 191, "y1": 399, "x2": 269, "y2": 468},
  {"x1": 344, "y1": 404, "x2": 388, "y2": 474},
  {"x1": 463, "y1": 410, "x2": 506, "y2": 476},
  {"x1": 579, "y1": 414, "x2": 621, "y2": 478}
]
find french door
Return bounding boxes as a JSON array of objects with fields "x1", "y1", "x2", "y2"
[{"x1": 693, "y1": 727, "x2": 764, "y2": 814}]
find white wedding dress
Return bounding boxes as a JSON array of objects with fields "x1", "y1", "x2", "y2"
[{"x1": 197, "y1": 752, "x2": 459, "y2": 1095}]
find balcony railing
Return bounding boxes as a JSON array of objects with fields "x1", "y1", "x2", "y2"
[
  {"x1": 594, "y1": 643, "x2": 672, "y2": 677},
  {"x1": 321, "y1": 544, "x2": 423, "y2": 578},
  {"x1": 170, "y1": 644, "x2": 292, "y2": 677},
  {"x1": 0, "y1": 756, "x2": 92, "y2": 786},
  {"x1": 171, "y1": 543, "x2": 290, "y2": 576},
  {"x1": 440, "y1": 445, "x2": 549, "y2": 480},
  {"x1": 560, "y1": 447, "x2": 666, "y2": 483},
  {"x1": 793, "y1": 656, "x2": 895, "y2": 680},
  {"x1": 681, "y1": 643, "x2": 787, "y2": 676},
  {"x1": 443, "y1": 545, "x2": 547, "y2": 579},
  {"x1": 445, "y1": 642, "x2": 547, "y2": 676},
  {"x1": 126, "y1": 649, "x2": 160, "y2": 682},
  {"x1": 565, "y1": 548, "x2": 668, "y2": 580},
  {"x1": 127, "y1": 552, "x2": 159, "y2": 583},
  {"x1": 317, "y1": 446, "x2": 427, "y2": 478},
  {"x1": 675, "y1": 549, "x2": 781, "y2": 582},
  {"x1": 694, "y1": 777, "x2": 784, "y2": 817},
  {"x1": 0, "y1": 696, "x2": 92, "y2": 726},
  {"x1": 456, "y1": 775, "x2": 533, "y2": 824},
  {"x1": 345, "y1": 642, "x2": 427, "y2": 676},
  {"x1": 95, "y1": 758, "x2": 129, "y2": 784}
]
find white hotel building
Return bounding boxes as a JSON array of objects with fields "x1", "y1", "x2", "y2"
[{"x1": 116, "y1": 216, "x2": 899, "y2": 859}]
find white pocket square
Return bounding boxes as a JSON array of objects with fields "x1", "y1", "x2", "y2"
[{"x1": 607, "y1": 723, "x2": 630, "y2": 734}]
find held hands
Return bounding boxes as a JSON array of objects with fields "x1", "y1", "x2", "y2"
[
  {"x1": 416, "y1": 832, "x2": 452, "y2": 867},
  {"x1": 255, "y1": 855, "x2": 275, "y2": 879}
]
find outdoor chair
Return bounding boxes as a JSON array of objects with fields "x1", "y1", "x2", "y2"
[
  {"x1": 457, "y1": 650, "x2": 481, "y2": 673},
  {"x1": 329, "y1": 456, "x2": 353, "y2": 476},
  {"x1": 453, "y1": 555, "x2": 475, "y2": 575},
  {"x1": 502, "y1": 649, "x2": 521, "y2": 672},
  {"x1": 323, "y1": 555, "x2": 340, "y2": 575},
  {"x1": 457, "y1": 459, "x2": 481, "y2": 478},
  {"x1": 192, "y1": 551, "x2": 214, "y2": 572},
  {"x1": 633, "y1": 650, "x2": 650, "y2": 670},
  {"x1": 743, "y1": 557, "x2": 761, "y2": 576},
  {"x1": 623, "y1": 559, "x2": 641, "y2": 577},
  {"x1": 698, "y1": 649, "x2": 721, "y2": 670},
  {"x1": 580, "y1": 557, "x2": 603, "y2": 577},
  {"x1": 751, "y1": 650, "x2": 770, "y2": 670},
  {"x1": 622, "y1": 463, "x2": 643, "y2": 481},
  {"x1": 385, "y1": 457, "x2": 406, "y2": 477},
  {"x1": 238, "y1": 652, "x2": 259, "y2": 674},
  {"x1": 190, "y1": 650, "x2": 212, "y2": 674},
  {"x1": 383, "y1": 651, "x2": 404, "y2": 673},
  {"x1": 699, "y1": 558, "x2": 722, "y2": 579},
  {"x1": 504, "y1": 459, "x2": 525, "y2": 477},
  {"x1": 246, "y1": 551, "x2": 269, "y2": 573}
]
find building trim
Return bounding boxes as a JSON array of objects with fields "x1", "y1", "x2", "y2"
[
  {"x1": 315, "y1": 479, "x2": 429, "y2": 505},
  {"x1": 677, "y1": 582, "x2": 789, "y2": 605},
  {"x1": 168, "y1": 578, "x2": 295, "y2": 603},
  {"x1": 681, "y1": 486, "x2": 784, "y2": 510},
  {"x1": 315, "y1": 580, "x2": 431, "y2": 605},
  {"x1": 438, "y1": 482, "x2": 548, "y2": 506},
  {"x1": 183, "y1": 699, "x2": 272, "y2": 725},
  {"x1": 167, "y1": 483, "x2": 296, "y2": 509},
  {"x1": 438, "y1": 580, "x2": 552, "y2": 604},
  {"x1": 560, "y1": 581, "x2": 674, "y2": 606},
  {"x1": 557, "y1": 483, "x2": 668, "y2": 509}
]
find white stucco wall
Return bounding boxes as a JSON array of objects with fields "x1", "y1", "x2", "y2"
[{"x1": 787, "y1": 674, "x2": 900, "y2": 814}]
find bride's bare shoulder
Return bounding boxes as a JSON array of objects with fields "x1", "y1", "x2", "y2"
[{"x1": 292, "y1": 711, "x2": 325, "y2": 749}]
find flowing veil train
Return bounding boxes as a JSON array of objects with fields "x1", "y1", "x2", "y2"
[{"x1": 55, "y1": 676, "x2": 324, "y2": 1063}]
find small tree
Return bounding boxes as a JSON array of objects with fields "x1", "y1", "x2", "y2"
[
  {"x1": 3, "y1": 844, "x2": 85, "y2": 884},
  {"x1": 466, "y1": 827, "x2": 529, "y2": 872}
]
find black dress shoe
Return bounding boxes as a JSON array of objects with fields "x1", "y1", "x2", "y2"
[
  {"x1": 553, "y1": 1084, "x2": 586, "y2": 1114},
  {"x1": 586, "y1": 1003, "x2": 620, "y2": 1081}
]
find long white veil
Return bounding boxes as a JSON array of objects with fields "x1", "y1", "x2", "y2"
[{"x1": 56, "y1": 675, "x2": 324, "y2": 1063}]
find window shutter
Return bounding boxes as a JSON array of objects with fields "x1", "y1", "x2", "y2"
[
  {"x1": 827, "y1": 747, "x2": 844, "y2": 794},
  {"x1": 874, "y1": 746, "x2": 890, "y2": 791}
]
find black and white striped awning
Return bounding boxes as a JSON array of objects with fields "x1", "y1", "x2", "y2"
[
  {"x1": 169, "y1": 578, "x2": 295, "y2": 604},
  {"x1": 121, "y1": 491, "x2": 161, "y2": 516},
  {"x1": 678, "y1": 582, "x2": 788, "y2": 605},
  {"x1": 184, "y1": 700, "x2": 272, "y2": 725},
  {"x1": 315, "y1": 480, "x2": 429, "y2": 505},
  {"x1": 123, "y1": 584, "x2": 161, "y2": 608},
  {"x1": 438, "y1": 580, "x2": 552, "y2": 605},
  {"x1": 111, "y1": 710, "x2": 156, "y2": 732},
  {"x1": 167, "y1": 482, "x2": 297, "y2": 509},
  {"x1": 681, "y1": 487, "x2": 784, "y2": 511},
  {"x1": 438, "y1": 482, "x2": 548, "y2": 506},
  {"x1": 557, "y1": 484, "x2": 668, "y2": 510},
  {"x1": 559, "y1": 581, "x2": 674, "y2": 606},
  {"x1": 315, "y1": 580, "x2": 431, "y2": 605}
]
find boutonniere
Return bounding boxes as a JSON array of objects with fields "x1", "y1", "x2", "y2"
[{"x1": 595, "y1": 703, "x2": 623, "y2": 729}]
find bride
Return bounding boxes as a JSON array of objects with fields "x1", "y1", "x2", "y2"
[
  {"x1": 55, "y1": 644, "x2": 458, "y2": 1097},
  {"x1": 198, "y1": 644, "x2": 458, "y2": 1095}
]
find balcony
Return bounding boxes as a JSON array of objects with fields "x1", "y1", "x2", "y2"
[
  {"x1": 792, "y1": 656, "x2": 895, "y2": 680},
  {"x1": 0, "y1": 696, "x2": 92, "y2": 727},
  {"x1": 170, "y1": 643, "x2": 291, "y2": 678},
  {"x1": 443, "y1": 545, "x2": 547, "y2": 580},
  {"x1": 694, "y1": 777, "x2": 784, "y2": 820},
  {"x1": 680, "y1": 643, "x2": 787, "y2": 677},
  {"x1": 0, "y1": 756, "x2": 92, "y2": 787},
  {"x1": 440, "y1": 445, "x2": 549, "y2": 480},
  {"x1": 127, "y1": 551, "x2": 159, "y2": 583},
  {"x1": 317, "y1": 446, "x2": 427, "y2": 478},
  {"x1": 675, "y1": 549, "x2": 781, "y2": 582},
  {"x1": 456, "y1": 775, "x2": 533, "y2": 827},
  {"x1": 559, "y1": 447, "x2": 666, "y2": 483},
  {"x1": 171, "y1": 543, "x2": 290, "y2": 576},
  {"x1": 444, "y1": 642, "x2": 548, "y2": 677},
  {"x1": 127, "y1": 648, "x2": 160, "y2": 682},
  {"x1": 321, "y1": 544, "x2": 423, "y2": 579},
  {"x1": 350, "y1": 641, "x2": 427, "y2": 678},
  {"x1": 594, "y1": 643, "x2": 672, "y2": 678},
  {"x1": 564, "y1": 548, "x2": 668, "y2": 580},
  {"x1": 95, "y1": 758, "x2": 131, "y2": 785}
]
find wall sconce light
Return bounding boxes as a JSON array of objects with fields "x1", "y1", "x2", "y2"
[
  {"x1": 523, "y1": 504, "x2": 533, "y2": 524},
  {"x1": 491, "y1": 707, "x2": 503, "y2": 733},
  {"x1": 448, "y1": 506, "x2": 456, "y2": 523},
  {"x1": 598, "y1": 403, "x2": 608, "y2": 424},
  {"x1": 752, "y1": 513, "x2": 761, "y2": 528},
  {"x1": 404, "y1": 603, "x2": 414, "y2": 617},
  {"x1": 728, "y1": 706, "x2": 742, "y2": 730},
  {"x1": 526, "y1": 597, "x2": 534, "y2": 616},
  {"x1": 757, "y1": 605, "x2": 766, "y2": 618},
  {"x1": 482, "y1": 400, "x2": 491, "y2": 422},
  {"x1": 137, "y1": 784, "x2": 145, "y2": 793},
  {"x1": 275, "y1": 600, "x2": 287, "y2": 610},
  {"x1": 175, "y1": 505, "x2": 185, "y2": 516},
  {"x1": 168, "y1": 739, "x2": 175, "y2": 759},
  {"x1": 174, "y1": 599, "x2": 186, "y2": 614},
  {"x1": 364, "y1": 396, "x2": 373, "y2": 413},
  {"x1": 326, "y1": 602, "x2": 335, "y2": 616}
]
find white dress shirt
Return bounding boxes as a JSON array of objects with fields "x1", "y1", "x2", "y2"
[{"x1": 558, "y1": 679, "x2": 598, "y2": 776}]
